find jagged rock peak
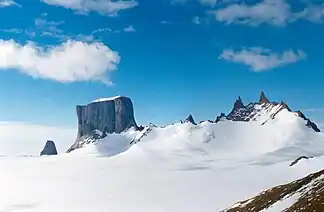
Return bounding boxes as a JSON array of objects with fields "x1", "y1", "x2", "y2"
[
  {"x1": 40, "y1": 140, "x2": 58, "y2": 156},
  {"x1": 259, "y1": 91, "x2": 270, "y2": 104},
  {"x1": 280, "y1": 101, "x2": 291, "y2": 111},
  {"x1": 233, "y1": 96, "x2": 244, "y2": 110},
  {"x1": 184, "y1": 114, "x2": 197, "y2": 125}
]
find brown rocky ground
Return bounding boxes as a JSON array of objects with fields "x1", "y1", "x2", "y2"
[{"x1": 222, "y1": 169, "x2": 324, "y2": 212}]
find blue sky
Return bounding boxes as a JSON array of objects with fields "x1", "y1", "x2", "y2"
[{"x1": 0, "y1": 0, "x2": 324, "y2": 127}]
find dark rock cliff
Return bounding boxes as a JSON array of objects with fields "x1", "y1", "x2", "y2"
[
  {"x1": 67, "y1": 96, "x2": 138, "y2": 152},
  {"x1": 40, "y1": 140, "x2": 58, "y2": 156}
]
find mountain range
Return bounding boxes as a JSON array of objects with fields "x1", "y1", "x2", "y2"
[{"x1": 2, "y1": 91, "x2": 324, "y2": 212}]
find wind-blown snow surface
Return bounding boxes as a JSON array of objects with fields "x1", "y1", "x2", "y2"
[{"x1": 2, "y1": 109, "x2": 324, "y2": 211}]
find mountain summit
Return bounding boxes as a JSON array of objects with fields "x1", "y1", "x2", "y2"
[
  {"x1": 259, "y1": 91, "x2": 270, "y2": 104},
  {"x1": 225, "y1": 92, "x2": 320, "y2": 132}
]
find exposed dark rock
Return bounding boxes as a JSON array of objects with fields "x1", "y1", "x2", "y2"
[
  {"x1": 184, "y1": 114, "x2": 197, "y2": 125},
  {"x1": 289, "y1": 156, "x2": 313, "y2": 167},
  {"x1": 40, "y1": 140, "x2": 58, "y2": 156},
  {"x1": 223, "y1": 168, "x2": 324, "y2": 211},
  {"x1": 227, "y1": 96, "x2": 248, "y2": 121},
  {"x1": 215, "y1": 113, "x2": 226, "y2": 123},
  {"x1": 296, "y1": 111, "x2": 321, "y2": 132},
  {"x1": 280, "y1": 101, "x2": 291, "y2": 111},
  {"x1": 259, "y1": 91, "x2": 270, "y2": 104},
  {"x1": 67, "y1": 96, "x2": 138, "y2": 153},
  {"x1": 224, "y1": 93, "x2": 320, "y2": 132},
  {"x1": 233, "y1": 96, "x2": 244, "y2": 111}
]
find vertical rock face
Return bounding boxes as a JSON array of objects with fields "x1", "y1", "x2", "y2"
[
  {"x1": 40, "y1": 140, "x2": 58, "y2": 156},
  {"x1": 67, "y1": 96, "x2": 138, "y2": 152}
]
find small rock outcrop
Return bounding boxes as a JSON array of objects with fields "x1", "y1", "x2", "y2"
[
  {"x1": 184, "y1": 114, "x2": 197, "y2": 125},
  {"x1": 215, "y1": 113, "x2": 226, "y2": 123},
  {"x1": 40, "y1": 140, "x2": 58, "y2": 156},
  {"x1": 67, "y1": 96, "x2": 138, "y2": 153}
]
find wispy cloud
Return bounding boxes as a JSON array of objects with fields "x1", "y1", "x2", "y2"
[
  {"x1": 161, "y1": 20, "x2": 171, "y2": 24},
  {"x1": 92, "y1": 28, "x2": 113, "y2": 34},
  {"x1": 192, "y1": 16, "x2": 201, "y2": 24},
  {"x1": 34, "y1": 17, "x2": 69, "y2": 40},
  {"x1": 219, "y1": 47, "x2": 306, "y2": 71},
  {"x1": 0, "y1": 28, "x2": 23, "y2": 33},
  {"x1": 123, "y1": 25, "x2": 136, "y2": 32},
  {"x1": 42, "y1": 0, "x2": 138, "y2": 16},
  {"x1": 0, "y1": 40, "x2": 120, "y2": 84},
  {"x1": 0, "y1": 0, "x2": 20, "y2": 7},
  {"x1": 302, "y1": 108, "x2": 324, "y2": 112},
  {"x1": 198, "y1": 0, "x2": 217, "y2": 7},
  {"x1": 171, "y1": 0, "x2": 187, "y2": 5},
  {"x1": 210, "y1": 0, "x2": 324, "y2": 26}
]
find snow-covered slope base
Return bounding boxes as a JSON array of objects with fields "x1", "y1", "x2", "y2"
[{"x1": 2, "y1": 106, "x2": 324, "y2": 212}]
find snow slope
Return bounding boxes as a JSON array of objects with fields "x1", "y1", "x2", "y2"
[{"x1": 2, "y1": 104, "x2": 324, "y2": 212}]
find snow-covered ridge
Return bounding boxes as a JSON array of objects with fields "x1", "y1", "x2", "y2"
[{"x1": 91, "y1": 95, "x2": 122, "y2": 103}]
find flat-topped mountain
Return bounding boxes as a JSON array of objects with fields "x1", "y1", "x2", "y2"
[{"x1": 67, "y1": 96, "x2": 138, "y2": 152}]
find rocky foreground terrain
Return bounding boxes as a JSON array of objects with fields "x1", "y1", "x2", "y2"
[{"x1": 223, "y1": 168, "x2": 324, "y2": 211}]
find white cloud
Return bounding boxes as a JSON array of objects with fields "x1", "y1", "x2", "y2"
[
  {"x1": 210, "y1": 0, "x2": 324, "y2": 26},
  {"x1": 123, "y1": 25, "x2": 136, "y2": 32},
  {"x1": 0, "y1": 0, "x2": 20, "y2": 7},
  {"x1": 211, "y1": 0, "x2": 292, "y2": 26},
  {"x1": 0, "y1": 40, "x2": 120, "y2": 84},
  {"x1": 219, "y1": 47, "x2": 306, "y2": 71},
  {"x1": 0, "y1": 122, "x2": 76, "y2": 155},
  {"x1": 42, "y1": 0, "x2": 138, "y2": 16}
]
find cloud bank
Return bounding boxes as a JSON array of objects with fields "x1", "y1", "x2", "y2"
[
  {"x1": 219, "y1": 47, "x2": 306, "y2": 71},
  {"x1": 0, "y1": 40, "x2": 120, "y2": 84}
]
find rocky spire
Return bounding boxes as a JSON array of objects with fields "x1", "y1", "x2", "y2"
[
  {"x1": 233, "y1": 96, "x2": 244, "y2": 110},
  {"x1": 259, "y1": 91, "x2": 270, "y2": 104},
  {"x1": 184, "y1": 114, "x2": 197, "y2": 125}
]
